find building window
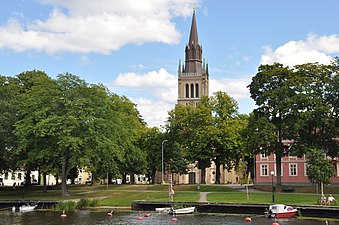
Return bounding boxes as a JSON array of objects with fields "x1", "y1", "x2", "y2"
[
  {"x1": 4, "y1": 172, "x2": 8, "y2": 180},
  {"x1": 260, "y1": 153, "x2": 268, "y2": 160},
  {"x1": 190, "y1": 83, "x2": 194, "y2": 98},
  {"x1": 11, "y1": 173, "x2": 15, "y2": 180},
  {"x1": 288, "y1": 155, "x2": 297, "y2": 160},
  {"x1": 304, "y1": 163, "x2": 308, "y2": 176},
  {"x1": 260, "y1": 164, "x2": 268, "y2": 176},
  {"x1": 195, "y1": 83, "x2": 199, "y2": 97},
  {"x1": 18, "y1": 173, "x2": 22, "y2": 180},
  {"x1": 289, "y1": 164, "x2": 297, "y2": 176},
  {"x1": 185, "y1": 84, "x2": 189, "y2": 98}
]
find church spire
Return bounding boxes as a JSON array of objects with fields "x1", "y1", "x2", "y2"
[
  {"x1": 184, "y1": 9, "x2": 202, "y2": 74},
  {"x1": 188, "y1": 9, "x2": 199, "y2": 46}
]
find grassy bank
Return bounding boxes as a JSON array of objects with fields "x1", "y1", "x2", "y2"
[{"x1": 0, "y1": 184, "x2": 337, "y2": 207}]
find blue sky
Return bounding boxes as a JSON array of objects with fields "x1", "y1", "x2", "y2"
[{"x1": 1, "y1": 0, "x2": 339, "y2": 127}]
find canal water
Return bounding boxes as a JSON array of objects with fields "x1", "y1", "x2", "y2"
[{"x1": 0, "y1": 210, "x2": 337, "y2": 225}]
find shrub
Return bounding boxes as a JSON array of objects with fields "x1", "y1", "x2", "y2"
[
  {"x1": 89, "y1": 198, "x2": 100, "y2": 207},
  {"x1": 77, "y1": 198, "x2": 89, "y2": 209},
  {"x1": 55, "y1": 201, "x2": 77, "y2": 211}
]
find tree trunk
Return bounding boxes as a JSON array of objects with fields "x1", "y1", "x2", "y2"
[
  {"x1": 122, "y1": 172, "x2": 127, "y2": 184},
  {"x1": 25, "y1": 169, "x2": 31, "y2": 187},
  {"x1": 276, "y1": 125, "x2": 283, "y2": 185},
  {"x1": 215, "y1": 156, "x2": 221, "y2": 184},
  {"x1": 130, "y1": 174, "x2": 135, "y2": 184},
  {"x1": 38, "y1": 168, "x2": 41, "y2": 185},
  {"x1": 200, "y1": 167, "x2": 206, "y2": 184},
  {"x1": 43, "y1": 173, "x2": 47, "y2": 193},
  {"x1": 151, "y1": 168, "x2": 156, "y2": 184},
  {"x1": 61, "y1": 151, "x2": 70, "y2": 197}
]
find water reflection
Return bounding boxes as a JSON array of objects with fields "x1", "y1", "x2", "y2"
[{"x1": 0, "y1": 210, "x2": 337, "y2": 225}]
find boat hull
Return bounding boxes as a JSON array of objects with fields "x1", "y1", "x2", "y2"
[
  {"x1": 265, "y1": 204, "x2": 298, "y2": 218},
  {"x1": 155, "y1": 207, "x2": 171, "y2": 213},
  {"x1": 169, "y1": 207, "x2": 195, "y2": 215},
  {"x1": 19, "y1": 205, "x2": 37, "y2": 212},
  {"x1": 275, "y1": 211, "x2": 298, "y2": 218}
]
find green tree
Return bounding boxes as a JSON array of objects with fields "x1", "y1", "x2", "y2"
[
  {"x1": 166, "y1": 101, "x2": 214, "y2": 184},
  {"x1": 138, "y1": 127, "x2": 163, "y2": 184},
  {"x1": 109, "y1": 95, "x2": 147, "y2": 184},
  {"x1": 0, "y1": 76, "x2": 20, "y2": 172},
  {"x1": 13, "y1": 70, "x2": 56, "y2": 187},
  {"x1": 166, "y1": 92, "x2": 246, "y2": 184},
  {"x1": 209, "y1": 91, "x2": 247, "y2": 184},
  {"x1": 248, "y1": 63, "x2": 295, "y2": 185},
  {"x1": 289, "y1": 62, "x2": 338, "y2": 157},
  {"x1": 306, "y1": 148, "x2": 335, "y2": 193}
]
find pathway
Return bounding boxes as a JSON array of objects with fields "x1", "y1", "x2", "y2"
[{"x1": 198, "y1": 192, "x2": 209, "y2": 202}]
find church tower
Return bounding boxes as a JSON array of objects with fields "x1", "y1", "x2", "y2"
[{"x1": 177, "y1": 9, "x2": 209, "y2": 106}]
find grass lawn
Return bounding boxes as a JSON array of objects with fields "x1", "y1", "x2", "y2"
[
  {"x1": 0, "y1": 184, "x2": 337, "y2": 207},
  {"x1": 207, "y1": 192, "x2": 320, "y2": 205}
]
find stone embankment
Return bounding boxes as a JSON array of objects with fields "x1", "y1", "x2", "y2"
[{"x1": 131, "y1": 200, "x2": 339, "y2": 219}]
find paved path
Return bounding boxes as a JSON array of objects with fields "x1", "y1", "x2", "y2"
[{"x1": 198, "y1": 192, "x2": 209, "y2": 202}]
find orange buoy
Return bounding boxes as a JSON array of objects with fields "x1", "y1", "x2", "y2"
[
  {"x1": 272, "y1": 223, "x2": 279, "y2": 225},
  {"x1": 171, "y1": 217, "x2": 177, "y2": 222},
  {"x1": 245, "y1": 217, "x2": 252, "y2": 222},
  {"x1": 137, "y1": 216, "x2": 143, "y2": 220},
  {"x1": 144, "y1": 213, "x2": 150, "y2": 217}
]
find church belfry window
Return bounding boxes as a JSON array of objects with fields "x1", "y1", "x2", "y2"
[
  {"x1": 185, "y1": 84, "x2": 189, "y2": 98},
  {"x1": 190, "y1": 83, "x2": 194, "y2": 98},
  {"x1": 195, "y1": 84, "x2": 199, "y2": 97}
]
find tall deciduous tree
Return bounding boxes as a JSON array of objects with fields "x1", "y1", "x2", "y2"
[
  {"x1": 289, "y1": 61, "x2": 339, "y2": 157},
  {"x1": 209, "y1": 91, "x2": 247, "y2": 184},
  {"x1": 166, "y1": 92, "x2": 246, "y2": 184},
  {"x1": 248, "y1": 63, "x2": 295, "y2": 185},
  {"x1": 166, "y1": 101, "x2": 214, "y2": 184},
  {"x1": 0, "y1": 76, "x2": 20, "y2": 172},
  {"x1": 14, "y1": 70, "x2": 56, "y2": 187}
]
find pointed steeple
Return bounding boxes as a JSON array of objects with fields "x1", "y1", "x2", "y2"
[
  {"x1": 188, "y1": 9, "x2": 199, "y2": 47},
  {"x1": 184, "y1": 9, "x2": 202, "y2": 74},
  {"x1": 177, "y1": 7, "x2": 209, "y2": 106}
]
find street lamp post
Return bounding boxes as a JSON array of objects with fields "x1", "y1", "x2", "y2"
[
  {"x1": 270, "y1": 171, "x2": 275, "y2": 203},
  {"x1": 161, "y1": 140, "x2": 168, "y2": 184}
]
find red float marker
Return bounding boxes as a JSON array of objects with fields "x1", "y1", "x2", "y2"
[
  {"x1": 60, "y1": 210, "x2": 67, "y2": 218},
  {"x1": 137, "y1": 216, "x2": 143, "y2": 220},
  {"x1": 245, "y1": 217, "x2": 252, "y2": 222}
]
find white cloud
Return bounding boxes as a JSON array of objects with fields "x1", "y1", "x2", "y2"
[
  {"x1": 261, "y1": 34, "x2": 339, "y2": 67},
  {"x1": 112, "y1": 68, "x2": 252, "y2": 127},
  {"x1": 131, "y1": 97, "x2": 173, "y2": 128},
  {"x1": 0, "y1": 0, "x2": 201, "y2": 54},
  {"x1": 209, "y1": 77, "x2": 251, "y2": 99},
  {"x1": 113, "y1": 68, "x2": 177, "y2": 104}
]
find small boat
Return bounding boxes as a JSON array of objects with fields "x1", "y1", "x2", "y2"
[
  {"x1": 155, "y1": 207, "x2": 171, "y2": 213},
  {"x1": 169, "y1": 206, "x2": 196, "y2": 215},
  {"x1": 19, "y1": 204, "x2": 37, "y2": 212},
  {"x1": 265, "y1": 204, "x2": 298, "y2": 218}
]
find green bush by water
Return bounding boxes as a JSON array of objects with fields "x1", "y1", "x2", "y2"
[{"x1": 55, "y1": 201, "x2": 77, "y2": 211}]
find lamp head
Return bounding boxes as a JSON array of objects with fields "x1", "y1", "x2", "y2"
[{"x1": 270, "y1": 171, "x2": 275, "y2": 175}]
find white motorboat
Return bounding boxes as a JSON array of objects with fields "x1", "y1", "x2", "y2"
[
  {"x1": 265, "y1": 204, "x2": 298, "y2": 218},
  {"x1": 19, "y1": 204, "x2": 37, "y2": 212},
  {"x1": 169, "y1": 206, "x2": 196, "y2": 215},
  {"x1": 155, "y1": 207, "x2": 171, "y2": 213}
]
